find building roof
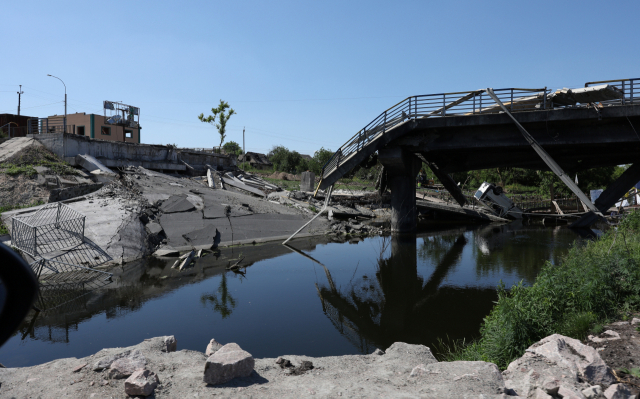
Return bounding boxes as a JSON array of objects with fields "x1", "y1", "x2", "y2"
[{"x1": 238, "y1": 152, "x2": 272, "y2": 165}]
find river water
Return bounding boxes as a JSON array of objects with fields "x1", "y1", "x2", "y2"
[{"x1": 0, "y1": 221, "x2": 585, "y2": 367}]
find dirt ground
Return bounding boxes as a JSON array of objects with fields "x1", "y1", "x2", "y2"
[
  {"x1": 0, "y1": 173, "x2": 49, "y2": 207},
  {"x1": 583, "y1": 316, "x2": 640, "y2": 394}
]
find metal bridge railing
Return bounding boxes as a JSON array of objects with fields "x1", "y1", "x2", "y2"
[
  {"x1": 585, "y1": 78, "x2": 639, "y2": 106},
  {"x1": 321, "y1": 88, "x2": 548, "y2": 179}
]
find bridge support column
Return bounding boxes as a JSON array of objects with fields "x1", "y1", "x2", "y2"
[
  {"x1": 379, "y1": 148, "x2": 421, "y2": 233},
  {"x1": 572, "y1": 162, "x2": 640, "y2": 228}
]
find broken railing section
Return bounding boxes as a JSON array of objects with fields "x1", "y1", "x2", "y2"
[
  {"x1": 11, "y1": 203, "x2": 113, "y2": 311},
  {"x1": 282, "y1": 185, "x2": 334, "y2": 245},
  {"x1": 571, "y1": 162, "x2": 640, "y2": 228},
  {"x1": 484, "y1": 88, "x2": 602, "y2": 222}
]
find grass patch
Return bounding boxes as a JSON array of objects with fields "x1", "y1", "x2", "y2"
[
  {"x1": 0, "y1": 145, "x2": 78, "y2": 177},
  {"x1": 0, "y1": 200, "x2": 45, "y2": 235},
  {"x1": 446, "y1": 210, "x2": 640, "y2": 369}
]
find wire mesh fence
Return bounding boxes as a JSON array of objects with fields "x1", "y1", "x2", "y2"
[{"x1": 12, "y1": 203, "x2": 85, "y2": 257}]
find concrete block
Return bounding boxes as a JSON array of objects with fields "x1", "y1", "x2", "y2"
[
  {"x1": 75, "y1": 154, "x2": 115, "y2": 174},
  {"x1": 33, "y1": 166, "x2": 49, "y2": 174},
  {"x1": 300, "y1": 171, "x2": 315, "y2": 192}
]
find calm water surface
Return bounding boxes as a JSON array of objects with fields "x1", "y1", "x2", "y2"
[{"x1": 0, "y1": 221, "x2": 584, "y2": 367}]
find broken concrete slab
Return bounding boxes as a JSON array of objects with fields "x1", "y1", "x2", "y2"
[
  {"x1": 202, "y1": 196, "x2": 252, "y2": 219},
  {"x1": 33, "y1": 165, "x2": 50, "y2": 174},
  {"x1": 152, "y1": 246, "x2": 180, "y2": 257},
  {"x1": 145, "y1": 221, "x2": 163, "y2": 236},
  {"x1": 183, "y1": 224, "x2": 221, "y2": 247},
  {"x1": 160, "y1": 194, "x2": 196, "y2": 213},
  {"x1": 75, "y1": 154, "x2": 115, "y2": 174}
]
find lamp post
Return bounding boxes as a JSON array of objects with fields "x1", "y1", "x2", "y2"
[{"x1": 47, "y1": 74, "x2": 66, "y2": 134}]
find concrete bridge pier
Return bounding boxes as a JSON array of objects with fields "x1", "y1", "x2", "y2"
[{"x1": 379, "y1": 148, "x2": 421, "y2": 233}]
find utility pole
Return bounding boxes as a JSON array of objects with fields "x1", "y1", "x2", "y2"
[
  {"x1": 17, "y1": 85, "x2": 23, "y2": 116},
  {"x1": 242, "y1": 127, "x2": 245, "y2": 170}
]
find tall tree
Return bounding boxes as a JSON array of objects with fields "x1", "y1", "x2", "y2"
[{"x1": 198, "y1": 100, "x2": 236, "y2": 150}]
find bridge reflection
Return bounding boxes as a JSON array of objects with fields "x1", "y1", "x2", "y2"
[{"x1": 314, "y1": 223, "x2": 582, "y2": 354}]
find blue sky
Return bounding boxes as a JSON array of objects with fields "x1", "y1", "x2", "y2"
[{"x1": 1, "y1": 0, "x2": 638, "y2": 156}]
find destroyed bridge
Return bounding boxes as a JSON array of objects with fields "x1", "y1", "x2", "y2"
[{"x1": 318, "y1": 78, "x2": 640, "y2": 232}]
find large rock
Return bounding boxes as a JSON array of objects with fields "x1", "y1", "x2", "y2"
[
  {"x1": 124, "y1": 369, "x2": 159, "y2": 397},
  {"x1": 408, "y1": 361, "x2": 506, "y2": 398},
  {"x1": 504, "y1": 351, "x2": 591, "y2": 397},
  {"x1": 108, "y1": 356, "x2": 146, "y2": 379},
  {"x1": 526, "y1": 334, "x2": 616, "y2": 385},
  {"x1": 604, "y1": 384, "x2": 633, "y2": 399},
  {"x1": 203, "y1": 343, "x2": 254, "y2": 385},
  {"x1": 162, "y1": 335, "x2": 177, "y2": 352},
  {"x1": 206, "y1": 338, "x2": 223, "y2": 356},
  {"x1": 93, "y1": 349, "x2": 146, "y2": 372}
]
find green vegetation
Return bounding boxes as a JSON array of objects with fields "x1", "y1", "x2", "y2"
[
  {"x1": 0, "y1": 200, "x2": 45, "y2": 235},
  {"x1": 620, "y1": 367, "x2": 640, "y2": 378},
  {"x1": 198, "y1": 100, "x2": 236, "y2": 150},
  {"x1": 267, "y1": 146, "x2": 333, "y2": 175},
  {"x1": 441, "y1": 210, "x2": 640, "y2": 369},
  {"x1": 0, "y1": 145, "x2": 78, "y2": 177},
  {"x1": 448, "y1": 165, "x2": 626, "y2": 195},
  {"x1": 223, "y1": 141, "x2": 243, "y2": 156}
]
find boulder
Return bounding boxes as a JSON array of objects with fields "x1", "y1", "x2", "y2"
[
  {"x1": 203, "y1": 343, "x2": 254, "y2": 385},
  {"x1": 124, "y1": 369, "x2": 159, "y2": 397},
  {"x1": 108, "y1": 356, "x2": 146, "y2": 379},
  {"x1": 535, "y1": 388, "x2": 553, "y2": 399},
  {"x1": 205, "y1": 338, "x2": 223, "y2": 356},
  {"x1": 93, "y1": 350, "x2": 133, "y2": 371},
  {"x1": 604, "y1": 384, "x2": 633, "y2": 399},
  {"x1": 525, "y1": 334, "x2": 616, "y2": 385},
  {"x1": 93, "y1": 349, "x2": 146, "y2": 373},
  {"x1": 582, "y1": 385, "x2": 603, "y2": 399},
  {"x1": 631, "y1": 318, "x2": 640, "y2": 325},
  {"x1": 558, "y1": 385, "x2": 587, "y2": 399},
  {"x1": 408, "y1": 361, "x2": 506, "y2": 397},
  {"x1": 162, "y1": 335, "x2": 177, "y2": 352}
]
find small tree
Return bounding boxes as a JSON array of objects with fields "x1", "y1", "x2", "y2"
[
  {"x1": 198, "y1": 100, "x2": 236, "y2": 151},
  {"x1": 223, "y1": 141, "x2": 243, "y2": 156}
]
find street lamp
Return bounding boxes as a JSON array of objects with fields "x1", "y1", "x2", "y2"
[{"x1": 47, "y1": 74, "x2": 67, "y2": 133}]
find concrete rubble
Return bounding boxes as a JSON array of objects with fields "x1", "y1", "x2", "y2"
[{"x1": 1, "y1": 333, "x2": 635, "y2": 398}]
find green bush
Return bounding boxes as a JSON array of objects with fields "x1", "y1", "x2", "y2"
[{"x1": 452, "y1": 210, "x2": 640, "y2": 369}]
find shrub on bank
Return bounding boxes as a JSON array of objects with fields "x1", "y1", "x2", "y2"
[{"x1": 447, "y1": 211, "x2": 640, "y2": 369}]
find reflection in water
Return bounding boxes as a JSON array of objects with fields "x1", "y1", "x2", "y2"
[
  {"x1": 314, "y1": 223, "x2": 584, "y2": 353},
  {"x1": 201, "y1": 273, "x2": 237, "y2": 318},
  {"x1": 2, "y1": 223, "x2": 584, "y2": 367}
]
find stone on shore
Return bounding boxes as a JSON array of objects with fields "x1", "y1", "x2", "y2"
[
  {"x1": 525, "y1": 334, "x2": 616, "y2": 385},
  {"x1": 162, "y1": 335, "x2": 177, "y2": 352},
  {"x1": 604, "y1": 383, "x2": 633, "y2": 399},
  {"x1": 94, "y1": 349, "x2": 146, "y2": 373},
  {"x1": 108, "y1": 355, "x2": 146, "y2": 379},
  {"x1": 203, "y1": 342, "x2": 254, "y2": 385},
  {"x1": 582, "y1": 385, "x2": 603, "y2": 399},
  {"x1": 408, "y1": 361, "x2": 506, "y2": 397},
  {"x1": 124, "y1": 369, "x2": 159, "y2": 397},
  {"x1": 205, "y1": 338, "x2": 223, "y2": 356}
]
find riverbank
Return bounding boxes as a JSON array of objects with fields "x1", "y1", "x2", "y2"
[
  {"x1": 446, "y1": 210, "x2": 640, "y2": 374},
  {"x1": 1, "y1": 330, "x2": 633, "y2": 398}
]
